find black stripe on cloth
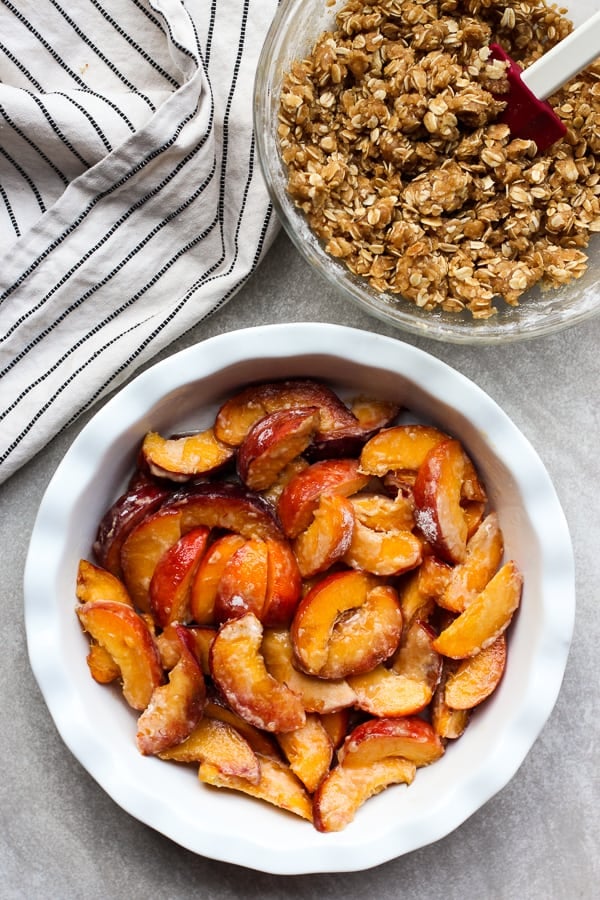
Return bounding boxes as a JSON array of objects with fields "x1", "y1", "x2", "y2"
[
  {"x1": 0, "y1": 93, "x2": 213, "y2": 346},
  {"x1": 0, "y1": 102, "x2": 70, "y2": 186},
  {"x1": 0, "y1": 82, "x2": 208, "y2": 305},
  {"x1": 78, "y1": 89, "x2": 137, "y2": 134},
  {"x1": 28, "y1": 92, "x2": 92, "y2": 169},
  {"x1": 204, "y1": 0, "x2": 218, "y2": 69},
  {"x1": 0, "y1": 214, "x2": 221, "y2": 465},
  {"x1": 55, "y1": 92, "x2": 113, "y2": 155},
  {"x1": 0, "y1": 181, "x2": 21, "y2": 238},
  {"x1": 0, "y1": 145, "x2": 47, "y2": 213},
  {"x1": 86, "y1": 0, "x2": 181, "y2": 88},
  {"x1": 0, "y1": 156, "x2": 218, "y2": 385},
  {"x1": 63, "y1": 202, "x2": 275, "y2": 434},
  {"x1": 0, "y1": 41, "x2": 44, "y2": 92},
  {"x1": 141, "y1": 0, "x2": 201, "y2": 65}
]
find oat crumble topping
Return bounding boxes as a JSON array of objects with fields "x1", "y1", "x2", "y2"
[{"x1": 278, "y1": 0, "x2": 600, "y2": 317}]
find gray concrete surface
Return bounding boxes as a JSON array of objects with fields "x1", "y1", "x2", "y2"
[{"x1": 1, "y1": 230, "x2": 598, "y2": 898}]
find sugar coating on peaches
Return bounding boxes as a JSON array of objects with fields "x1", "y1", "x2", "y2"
[{"x1": 75, "y1": 378, "x2": 522, "y2": 831}]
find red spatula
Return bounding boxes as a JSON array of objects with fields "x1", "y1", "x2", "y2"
[{"x1": 489, "y1": 9, "x2": 600, "y2": 153}]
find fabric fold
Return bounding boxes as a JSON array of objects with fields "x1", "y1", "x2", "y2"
[{"x1": 0, "y1": 0, "x2": 279, "y2": 484}]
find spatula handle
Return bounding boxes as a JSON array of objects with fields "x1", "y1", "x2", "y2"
[{"x1": 521, "y1": 9, "x2": 600, "y2": 100}]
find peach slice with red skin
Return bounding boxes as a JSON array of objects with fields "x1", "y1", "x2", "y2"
[
  {"x1": 262, "y1": 538, "x2": 303, "y2": 626},
  {"x1": 259, "y1": 457, "x2": 309, "y2": 506},
  {"x1": 276, "y1": 714, "x2": 334, "y2": 793},
  {"x1": 156, "y1": 623, "x2": 216, "y2": 674},
  {"x1": 350, "y1": 491, "x2": 415, "y2": 533},
  {"x1": 338, "y1": 716, "x2": 444, "y2": 768},
  {"x1": 159, "y1": 716, "x2": 261, "y2": 783},
  {"x1": 293, "y1": 493, "x2": 356, "y2": 578},
  {"x1": 438, "y1": 512, "x2": 504, "y2": 613},
  {"x1": 140, "y1": 428, "x2": 235, "y2": 482},
  {"x1": 76, "y1": 600, "x2": 163, "y2": 710},
  {"x1": 214, "y1": 537, "x2": 269, "y2": 623},
  {"x1": 433, "y1": 560, "x2": 523, "y2": 658},
  {"x1": 85, "y1": 643, "x2": 121, "y2": 684},
  {"x1": 76, "y1": 559, "x2": 133, "y2": 606},
  {"x1": 343, "y1": 518, "x2": 422, "y2": 577},
  {"x1": 413, "y1": 438, "x2": 469, "y2": 565},
  {"x1": 349, "y1": 396, "x2": 400, "y2": 433},
  {"x1": 237, "y1": 407, "x2": 321, "y2": 491},
  {"x1": 199, "y1": 755, "x2": 313, "y2": 822},
  {"x1": 313, "y1": 757, "x2": 416, "y2": 833},
  {"x1": 210, "y1": 612, "x2": 305, "y2": 733},
  {"x1": 214, "y1": 379, "x2": 359, "y2": 447},
  {"x1": 149, "y1": 526, "x2": 210, "y2": 628},
  {"x1": 93, "y1": 473, "x2": 171, "y2": 576},
  {"x1": 349, "y1": 620, "x2": 441, "y2": 717},
  {"x1": 204, "y1": 696, "x2": 282, "y2": 760},
  {"x1": 262, "y1": 627, "x2": 356, "y2": 714},
  {"x1": 291, "y1": 570, "x2": 403, "y2": 679},
  {"x1": 431, "y1": 660, "x2": 471, "y2": 739},
  {"x1": 136, "y1": 625, "x2": 206, "y2": 755},
  {"x1": 189, "y1": 533, "x2": 246, "y2": 625},
  {"x1": 278, "y1": 458, "x2": 369, "y2": 539},
  {"x1": 444, "y1": 634, "x2": 507, "y2": 709}
]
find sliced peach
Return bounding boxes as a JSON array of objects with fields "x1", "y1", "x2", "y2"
[
  {"x1": 93, "y1": 473, "x2": 171, "y2": 576},
  {"x1": 209, "y1": 612, "x2": 305, "y2": 732},
  {"x1": 350, "y1": 492, "x2": 415, "y2": 533},
  {"x1": 140, "y1": 428, "x2": 234, "y2": 481},
  {"x1": 444, "y1": 634, "x2": 507, "y2": 709},
  {"x1": 214, "y1": 538, "x2": 269, "y2": 623},
  {"x1": 85, "y1": 642, "x2": 121, "y2": 684},
  {"x1": 293, "y1": 494, "x2": 355, "y2": 578},
  {"x1": 320, "y1": 709, "x2": 351, "y2": 750},
  {"x1": 413, "y1": 438, "x2": 468, "y2": 564},
  {"x1": 155, "y1": 623, "x2": 216, "y2": 674},
  {"x1": 204, "y1": 696, "x2": 282, "y2": 760},
  {"x1": 277, "y1": 458, "x2": 369, "y2": 539},
  {"x1": 76, "y1": 600, "x2": 163, "y2": 710},
  {"x1": 189, "y1": 533, "x2": 246, "y2": 625},
  {"x1": 291, "y1": 571, "x2": 403, "y2": 679},
  {"x1": 391, "y1": 619, "x2": 442, "y2": 684},
  {"x1": 136, "y1": 625, "x2": 205, "y2": 755},
  {"x1": 199, "y1": 755, "x2": 313, "y2": 822},
  {"x1": 276, "y1": 714, "x2": 334, "y2": 793},
  {"x1": 159, "y1": 716, "x2": 261, "y2": 783},
  {"x1": 416, "y1": 553, "x2": 453, "y2": 600},
  {"x1": 76, "y1": 559, "x2": 133, "y2": 606},
  {"x1": 433, "y1": 561, "x2": 523, "y2": 658},
  {"x1": 359, "y1": 424, "x2": 484, "y2": 494},
  {"x1": 262, "y1": 538, "x2": 303, "y2": 626},
  {"x1": 438, "y1": 512, "x2": 504, "y2": 613},
  {"x1": 338, "y1": 716, "x2": 444, "y2": 768},
  {"x1": 214, "y1": 379, "x2": 358, "y2": 447},
  {"x1": 431, "y1": 661, "x2": 471, "y2": 739},
  {"x1": 149, "y1": 526, "x2": 210, "y2": 627},
  {"x1": 343, "y1": 518, "x2": 422, "y2": 577},
  {"x1": 313, "y1": 757, "x2": 416, "y2": 833},
  {"x1": 121, "y1": 507, "x2": 186, "y2": 612},
  {"x1": 349, "y1": 396, "x2": 401, "y2": 432},
  {"x1": 237, "y1": 407, "x2": 321, "y2": 491},
  {"x1": 262, "y1": 628, "x2": 356, "y2": 714},
  {"x1": 348, "y1": 665, "x2": 432, "y2": 717},
  {"x1": 359, "y1": 424, "x2": 449, "y2": 476},
  {"x1": 259, "y1": 457, "x2": 309, "y2": 506},
  {"x1": 173, "y1": 482, "x2": 283, "y2": 540}
]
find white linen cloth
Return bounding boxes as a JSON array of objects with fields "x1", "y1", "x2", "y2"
[{"x1": 0, "y1": 0, "x2": 279, "y2": 484}]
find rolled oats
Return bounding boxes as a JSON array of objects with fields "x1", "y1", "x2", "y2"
[{"x1": 278, "y1": 0, "x2": 600, "y2": 317}]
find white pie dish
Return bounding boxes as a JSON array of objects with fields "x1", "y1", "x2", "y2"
[{"x1": 24, "y1": 322, "x2": 574, "y2": 874}]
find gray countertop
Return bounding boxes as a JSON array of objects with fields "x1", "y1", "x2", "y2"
[{"x1": 2, "y1": 230, "x2": 598, "y2": 899}]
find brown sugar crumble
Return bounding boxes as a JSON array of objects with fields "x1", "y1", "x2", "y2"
[{"x1": 278, "y1": 0, "x2": 600, "y2": 317}]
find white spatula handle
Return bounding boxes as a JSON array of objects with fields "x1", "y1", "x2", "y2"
[{"x1": 521, "y1": 9, "x2": 600, "y2": 100}]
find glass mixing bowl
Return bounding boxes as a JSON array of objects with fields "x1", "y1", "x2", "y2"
[{"x1": 254, "y1": 0, "x2": 600, "y2": 343}]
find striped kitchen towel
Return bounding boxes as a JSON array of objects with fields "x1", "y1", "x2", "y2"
[{"x1": 0, "y1": 0, "x2": 279, "y2": 484}]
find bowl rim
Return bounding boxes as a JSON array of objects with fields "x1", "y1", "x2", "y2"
[
  {"x1": 254, "y1": 0, "x2": 600, "y2": 344},
  {"x1": 24, "y1": 322, "x2": 575, "y2": 873}
]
